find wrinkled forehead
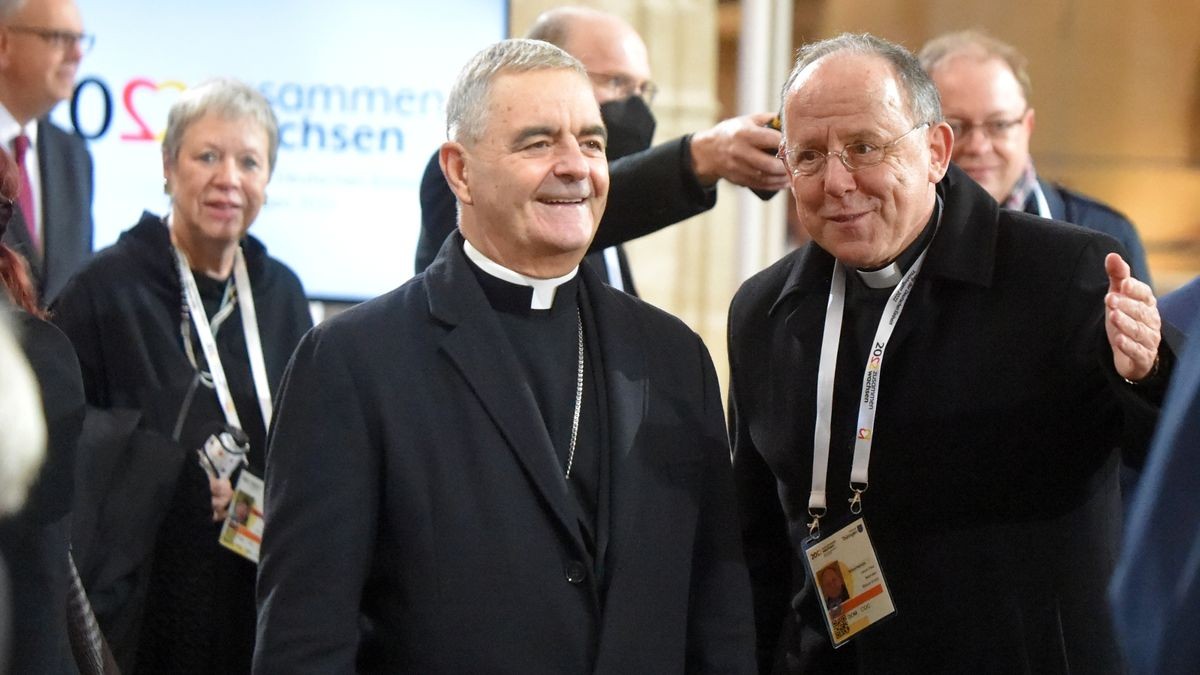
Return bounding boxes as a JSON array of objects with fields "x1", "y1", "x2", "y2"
[
  {"x1": 483, "y1": 68, "x2": 603, "y2": 133},
  {"x1": 783, "y1": 53, "x2": 910, "y2": 141}
]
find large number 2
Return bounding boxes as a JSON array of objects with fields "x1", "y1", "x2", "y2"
[{"x1": 121, "y1": 78, "x2": 187, "y2": 141}]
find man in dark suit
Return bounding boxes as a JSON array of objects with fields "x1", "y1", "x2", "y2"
[
  {"x1": 0, "y1": 0, "x2": 94, "y2": 306},
  {"x1": 415, "y1": 6, "x2": 788, "y2": 294},
  {"x1": 729, "y1": 34, "x2": 1170, "y2": 674},
  {"x1": 255, "y1": 39, "x2": 755, "y2": 674},
  {"x1": 919, "y1": 30, "x2": 1152, "y2": 285}
]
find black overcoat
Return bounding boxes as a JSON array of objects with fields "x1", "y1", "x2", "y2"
[{"x1": 255, "y1": 232, "x2": 755, "y2": 674}]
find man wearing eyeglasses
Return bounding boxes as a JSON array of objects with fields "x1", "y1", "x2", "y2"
[
  {"x1": 919, "y1": 30, "x2": 1151, "y2": 285},
  {"x1": 729, "y1": 34, "x2": 1171, "y2": 674},
  {"x1": 415, "y1": 6, "x2": 788, "y2": 293},
  {"x1": 0, "y1": 0, "x2": 93, "y2": 306}
]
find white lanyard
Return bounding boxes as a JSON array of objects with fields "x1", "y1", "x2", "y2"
[
  {"x1": 174, "y1": 245, "x2": 274, "y2": 437},
  {"x1": 807, "y1": 212, "x2": 939, "y2": 540},
  {"x1": 1030, "y1": 180, "x2": 1052, "y2": 219},
  {"x1": 601, "y1": 247, "x2": 624, "y2": 291}
]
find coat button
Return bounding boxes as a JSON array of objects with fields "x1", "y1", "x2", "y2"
[{"x1": 564, "y1": 561, "x2": 587, "y2": 584}]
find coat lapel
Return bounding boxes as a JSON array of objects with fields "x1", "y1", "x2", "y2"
[
  {"x1": 584, "y1": 273, "x2": 646, "y2": 572},
  {"x1": 868, "y1": 169, "x2": 1000, "y2": 358},
  {"x1": 427, "y1": 234, "x2": 585, "y2": 551}
]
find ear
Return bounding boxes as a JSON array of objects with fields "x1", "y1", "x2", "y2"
[
  {"x1": 439, "y1": 141, "x2": 472, "y2": 206},
  {"x1": 1024, "y1": 107, "x2": 1036, "y2": 136},
  {"x1": 926, "y1": 121, "x2": 954, "y2": 183}
]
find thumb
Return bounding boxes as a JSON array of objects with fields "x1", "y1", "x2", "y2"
[{"x1": 1104, "y1": 252, "x2": 1130, "y2": 294}]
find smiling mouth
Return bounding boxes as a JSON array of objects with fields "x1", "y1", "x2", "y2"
[{"x1": 825, "y1": 211, "x2": 869, "y2": 224}]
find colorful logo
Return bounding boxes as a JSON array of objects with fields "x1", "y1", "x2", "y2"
[{"x1": 119, "y1": 77, "x2": 186, "y2": 141}]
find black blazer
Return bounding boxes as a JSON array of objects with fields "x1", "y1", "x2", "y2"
[
  {"x1": 729, "y1": 165, "x2": 1170, "y2": 674},
  {"x1": 1, "y1": 119, "x2": 94, "y2": 306},
  {"x1": 1032, "y1": 177, "x2": 1152, "y2": 286},
  {"x1": 255, "y1": 233, "x2": 755, "y2": 674}
]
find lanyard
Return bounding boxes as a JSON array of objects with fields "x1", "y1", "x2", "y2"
[
  {"x1": 807, "y1": 207, "x2": 939, "y2": 541},
  {"x1": 601, "y1": 247, "x2": 624, "y2": 291},
  {"x1": 173, "y1": 245, "x2": 274, "y2": 438},
  {"x1": 1030, "y1": 180, "x2": 1052, "y2": 219}
]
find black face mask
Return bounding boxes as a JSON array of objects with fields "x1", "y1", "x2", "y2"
[{"x1": 600, "y1": 95, "x2": 656, "y2": 161}]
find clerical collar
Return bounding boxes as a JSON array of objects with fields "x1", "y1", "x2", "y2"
[
  {"x1": 463, "y1": 239, "x2": 578, "y2": 310},
  {"x1": 854, "y1": 195, "x2": 942, "y2": 289}
]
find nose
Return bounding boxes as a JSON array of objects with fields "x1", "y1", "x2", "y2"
[
  {"x1": 822, "y1": 152, "x2": 856, "y2": 197},
  {"x1": 213, "y1": 157, "x2": 241, "y2": 187},
  {"x1": 552, "y1": 140, "x2": 590, "y2": 182}
]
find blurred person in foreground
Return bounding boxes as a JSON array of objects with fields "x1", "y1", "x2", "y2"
[
  {"x1": 1110, "y1": 308, "x2": 1200, "y2": 674},
  {"x1": 53, "y1": 77, "x2": 312, "y2": 674},
  {"x1": 1158, "y1": 273, "x2": 1200, "y2": 333},
  {"x1": 416, "y1": 6, "x2": 788, "y2": 292},
  {"x1": 0, "y1": 142, "x2": 86, "y2": 674},
  {"x1": 0, "y1": 0, "x2": 95, "y2": 305},
  {"x1": 255, "y1": 39, "x2": 754, "y2": 674},
  {"x1": 919, "y1": 29, "x2": 1151, "y2": 285},
  {"x1": 729, "y1": 33, "x2": 1171, "y2": 674},
  {"x1": 0, "y1": 304, "x2": 44, "y2": 675}
]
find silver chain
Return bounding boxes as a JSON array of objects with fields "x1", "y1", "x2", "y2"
[{"x1": 564, "y1": 309, "x2": 584, "y2": 479}]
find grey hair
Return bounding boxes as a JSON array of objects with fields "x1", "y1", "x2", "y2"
[
  {"x1": 0, "y1": 0, "x2": 27, "y2": 20},
  {"x1": 918, "y1": 30, "x2": 1033, "y2": 104},
  {"x1": 162, "y1": 77, "x2": 280, "y2": 175},
  {"x1": 782, "y1": 33, "x2": 943, "y2": 127},
  {"x1": 445, "y1": 38, "x2": 585, "y2": 144}
]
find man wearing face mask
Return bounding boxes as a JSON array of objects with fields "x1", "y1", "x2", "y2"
[{"x1": 415, "y1": 6, "x2": 788, "y2": 293}]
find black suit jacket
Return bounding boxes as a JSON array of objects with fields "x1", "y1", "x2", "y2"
[
  {"x1": 1030, "y1": 177, "x2": 1152, "y2": 286},
  {"x1": 414, "y1": 137, "x2": 717, "y2": 291},
  {"x1": 255, "y1": 232, "x2": 755, "y2": 674},
  {"x1": 1, "y1": 119, "x2": 94, "y2": 305},
  {"x1": 729, "y1": 165, "x2": 1170, "y2": 674}
]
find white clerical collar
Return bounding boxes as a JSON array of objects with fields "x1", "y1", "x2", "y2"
[
  {"x1": 856, "y1": 264, "x2": 903, "y2": 289},
  {"x1": 463, "y1": 239, "x2": 578, "y2": 310},
  {"x1": 855, "y1": 194, "x2": 944, "y2": 290}
]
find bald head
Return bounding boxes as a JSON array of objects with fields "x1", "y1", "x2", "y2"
[{"x1": 526, "y1": 7, "x2": 651, "y2": 104}]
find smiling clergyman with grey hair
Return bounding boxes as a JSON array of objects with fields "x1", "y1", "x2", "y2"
[
  {"x1": 253, "y1": 38, "x2": 755, "y2": 674},
  {"x1": 729, "y1": 32, "x2": 1172, "y2": 674}
]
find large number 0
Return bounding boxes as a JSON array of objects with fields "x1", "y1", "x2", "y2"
[{"x1": 69, "y1": 77, "x2": 113, "y2": 140}]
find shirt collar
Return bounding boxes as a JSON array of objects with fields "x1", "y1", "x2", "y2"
[
  {"x1": 463, "y1": 239, "x2": 578, "y2": 310},
  {"x1": 0, "y1": 103, "x2": 37, "y2": 149},
  {"x1": 854, "y1": 194, "x2": 942, "y2": 289},
  {"x1": 1001, "y1": 161, "x2": 1038, "y2": 210}
]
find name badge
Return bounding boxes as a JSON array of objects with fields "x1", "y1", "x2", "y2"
[
  {"x1": 219, "y1": 471, "x2": 265, "y2": 563},
  {"x1": 197, "y1": 427, "x2": 249, "y2": 481},
  {"x1": 803, "y1": 517, "x2": 896, "y2": 647}
]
